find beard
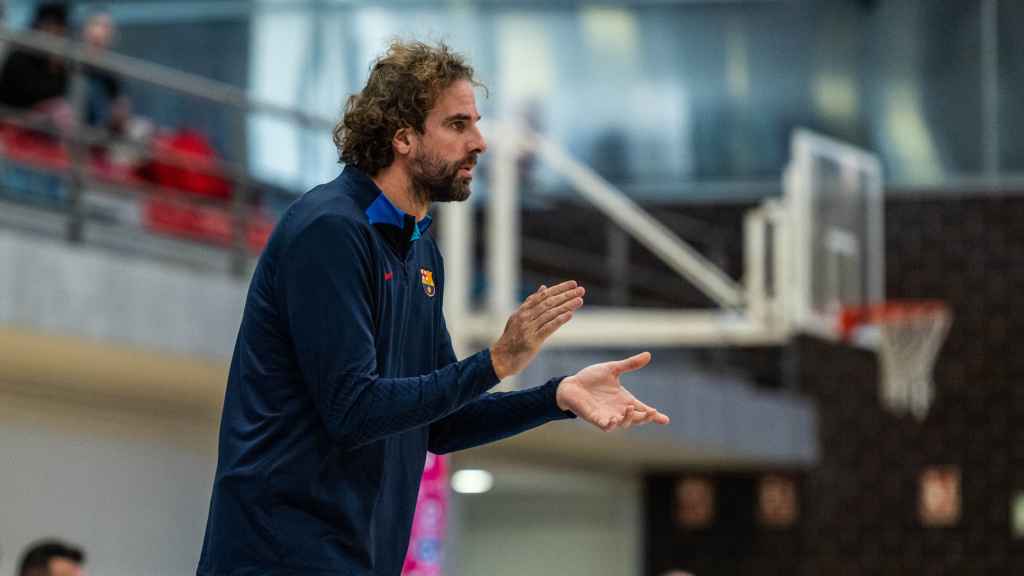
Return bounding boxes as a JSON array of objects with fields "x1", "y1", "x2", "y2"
[{"x1": 410, "y1": 147, "x2": 475, "y2": 204}]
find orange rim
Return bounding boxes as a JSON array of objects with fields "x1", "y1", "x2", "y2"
[{"x1": 838, "y1": 300, "x2": 949, "y2": 340}]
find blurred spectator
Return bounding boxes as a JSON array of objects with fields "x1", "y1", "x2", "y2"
[
  {"x1": 79, "y1": 6, "x2": 155, "y2": 170},
  {"x1": 17, "y1": 539, "x2": 86, "y2": 576},
  {"x1": 0, "y1": 3, "x2": 70, "y2": 123},
  {"x1": 81, "y1": 7, "x2": 129, "y2": 133}
]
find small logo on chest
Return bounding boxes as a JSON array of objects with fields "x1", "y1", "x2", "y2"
[
  {"x1": 384, "y1": 271, "x2": 393, "y2": 281},
  {"x1": 420, "y1": 268, "x2": 435, "y2": 297}
]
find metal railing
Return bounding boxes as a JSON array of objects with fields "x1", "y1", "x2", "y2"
[{"x1": 0, "y1": 26, "x2": 336, "y2": 275}]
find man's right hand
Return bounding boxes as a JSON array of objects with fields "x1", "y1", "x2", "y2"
[{"x1": 489, "y1": 280, "x2": 585, "y2": 380}]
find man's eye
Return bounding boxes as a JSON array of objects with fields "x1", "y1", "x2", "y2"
[{"x1": 452, "y1": 121, "x2": 465, "y2": 131}]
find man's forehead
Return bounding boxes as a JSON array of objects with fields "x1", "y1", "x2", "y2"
[
  {"x1": 430, "y1": 80, "x2": 480, "y2": 120},
  {"x1": 49, "y1": 558, "x2": 83, "y2": 576}
]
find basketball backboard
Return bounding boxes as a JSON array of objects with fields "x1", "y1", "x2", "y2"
[{"x1": 784, "y1": 129, "x2": 885, "y2": 342}]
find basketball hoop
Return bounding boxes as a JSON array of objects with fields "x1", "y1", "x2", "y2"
[{"x1": 838, "y1": 300, "x2": 952, "y2": 420}]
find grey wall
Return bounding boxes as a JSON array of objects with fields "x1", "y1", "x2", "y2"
[
  {"x1": 0, "y1": 390, "x2": 218, "y2": 576},
  {"x1": 450, "y1": 468, "x2": 643, "y2": 576},
  {"x1": 0, "y1": 230, "x2": 245, "y2": 360}
]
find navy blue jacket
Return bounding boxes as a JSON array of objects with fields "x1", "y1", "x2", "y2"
[{"x1": 197, "y1": 166, "x2": 574, "y2": 576}]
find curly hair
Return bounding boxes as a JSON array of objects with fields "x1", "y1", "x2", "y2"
[{"x1": 334, "y1": 40, "x2": 485, "y2": 175}]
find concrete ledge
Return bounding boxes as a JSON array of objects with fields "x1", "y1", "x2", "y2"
[
  {"x1": 0, "y1": 229, "x2": 246, "y2": 360},
  {"x1": 0, "y1": 325, "x2": 226, "y2": 420}
]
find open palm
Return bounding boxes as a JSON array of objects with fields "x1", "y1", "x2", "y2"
[{"x1": 555, "y1": 352, "x2": 670, "y2": 432}]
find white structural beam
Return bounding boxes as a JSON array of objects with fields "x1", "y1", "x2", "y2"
[
  {"x1": 530, "y1": 131, "x2": 745, "y2": 309},
  {"x1": 744, "y1": 206, "x2": 768, "y2": 323},
  {"x1": 744, "y1": 198, "x2": 789, "y2": 329},
  {"x1": 488, "y1": 124, "x2": 520, "y2": 320},
  {"x1": 439, "y1": 201, "x2": 474, "y2": 359},
  {"x1": 458, "y1": 309, "x2": 786, "y2": 348}
]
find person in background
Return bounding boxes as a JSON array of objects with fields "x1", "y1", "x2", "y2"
[
  {"x1": 0, "y1": 3, "x2": 69, "y2": 116},
  {"x1": 17, "y1": 539, "x2": 86, "y2": 576},
  {"x1": 80, "y1": 7, "x2": 129, "y2": 133}
]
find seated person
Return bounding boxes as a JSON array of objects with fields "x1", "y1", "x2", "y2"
[
  {"x1": 81, "y1": 8, "x2": 130, "y2": 133},
  {"x1": 0, "y1": 3, "x2": 70, "y2": 128}
]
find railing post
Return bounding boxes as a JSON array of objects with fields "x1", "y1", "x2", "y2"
[
  {"x1": 65, "y1": 49, "x2": 88, "y2": 244},
  {"x1": 230, "y1": 105, "x2": 252, "y2": 277}
]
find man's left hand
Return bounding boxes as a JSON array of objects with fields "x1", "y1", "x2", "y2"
[{"x1": 555, "y1": 351, "x2": 670, "y2": 432}]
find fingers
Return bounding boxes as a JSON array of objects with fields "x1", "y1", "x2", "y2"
[
  {"x1": 534, "y1": 308, "x2": 575, "y2": 342},
  {"x1": 592, "y1": 406, "x2": 624, "y2": 431},
  {"x1": 531, "y1": 290, "x2": 584, "y2": 331},
  {"x1": 630, "y1": 397, "x2": 657, "y2": 415},
  {"x1": 593, "y1": 403, "x2": 670, "y2": 432},
  {"x1": 620, "y1": 406, "x2": 636, "y2": 430},
  {"x1": 625, "y1": 390, "x2": 671, "y2": 426},
  {"x1": 629, "y1": 399, "x2": 671, "y2": 426},
  {"x1": 529, "y1": 285, "x2": 585, "y2": 324},
  {"x1": 543, "y1": 280, "x2": 577, "y2": 297},
  {"x1": 621, "y1": 406, "x2": 655, "y2": 429},
  {"x1": 523, "y1": 283, "x2": 547, "y2": 307},
  {"x1": 597, "y1": 409, "x2": 640, "y2": 432},
  {"x1": 528, "y1": 285, "x2": 586, "y2": 345},
  {"x1": 513, "y1": 281, "x2": 586, "y2": 348},
  {"x1": 522, "y1": 280, "x2": 580, "y2": 315},
  {"x1": 602, "y1": 412, "x2": 624, "y2": 432},
  {"x1": 635, "y1": 409, "x2": 668, "y2": 426},
  {"x1": 610, "y1": 351, "x2": 652, "y2": 376}
]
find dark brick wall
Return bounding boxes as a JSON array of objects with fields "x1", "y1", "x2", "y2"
[{"x1": 641, "y1": 194, "x2": 1024, "y2": 575}]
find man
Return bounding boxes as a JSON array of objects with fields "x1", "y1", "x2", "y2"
[
  {"x1": 17, "y1": 540, "x2": 86, "y2": 576},
  {"x1": 197, "y1": 40, "x2": 669, "y2": 576},
  {"x1": 80, "y1": 8, "x2": 130, "y2": 131}
]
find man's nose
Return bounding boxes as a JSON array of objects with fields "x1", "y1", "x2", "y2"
[{"x1": 469, "y1": 124, "x2": 487, "y2": 155}]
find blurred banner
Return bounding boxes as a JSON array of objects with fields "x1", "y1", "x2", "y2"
[{"x1": 402, "y1": 453, "x2": 447, "y2": 576}]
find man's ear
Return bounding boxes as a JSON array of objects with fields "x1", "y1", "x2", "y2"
[{"x1": 393, "y1": 126, "x2": 414, "y2": 158}]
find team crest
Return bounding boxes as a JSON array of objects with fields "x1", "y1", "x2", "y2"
[{"x1": 420, "y1": 268, "x2": 435, "y2": 297}]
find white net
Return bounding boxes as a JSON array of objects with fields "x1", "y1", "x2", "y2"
[{"x1": 875, "y1": 305, "x2": 952, "y2": 420}]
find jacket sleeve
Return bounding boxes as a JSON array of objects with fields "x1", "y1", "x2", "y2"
[
  {"x1": 427, "y1": 298, "x2": 576, "y2": 455},
  {"x1": 279, "y1": 214, "x2": 500, "y2": 450}
]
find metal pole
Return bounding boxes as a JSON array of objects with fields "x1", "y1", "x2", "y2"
[
  {"x1": 64, "y1": 57, "x2": 88, "y2": 243},
  {"x1": 230, "y1": 139, "x2": 251, "y2": 277},
  {"x1": 606, "y1": 222, "x2": 629, "y2": 306}
]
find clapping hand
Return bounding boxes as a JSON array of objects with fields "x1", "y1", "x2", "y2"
[
  {"x1": 555, "y1": 352, "x2": 670, "y2": 432},
  {"x1": 489, "y1": 281, "x2": 585, "y2": 379}
]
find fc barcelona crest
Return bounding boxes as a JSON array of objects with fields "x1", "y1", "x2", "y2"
[{"x1": 420, "y1": 268, "x2": 435, "y2": 297}]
